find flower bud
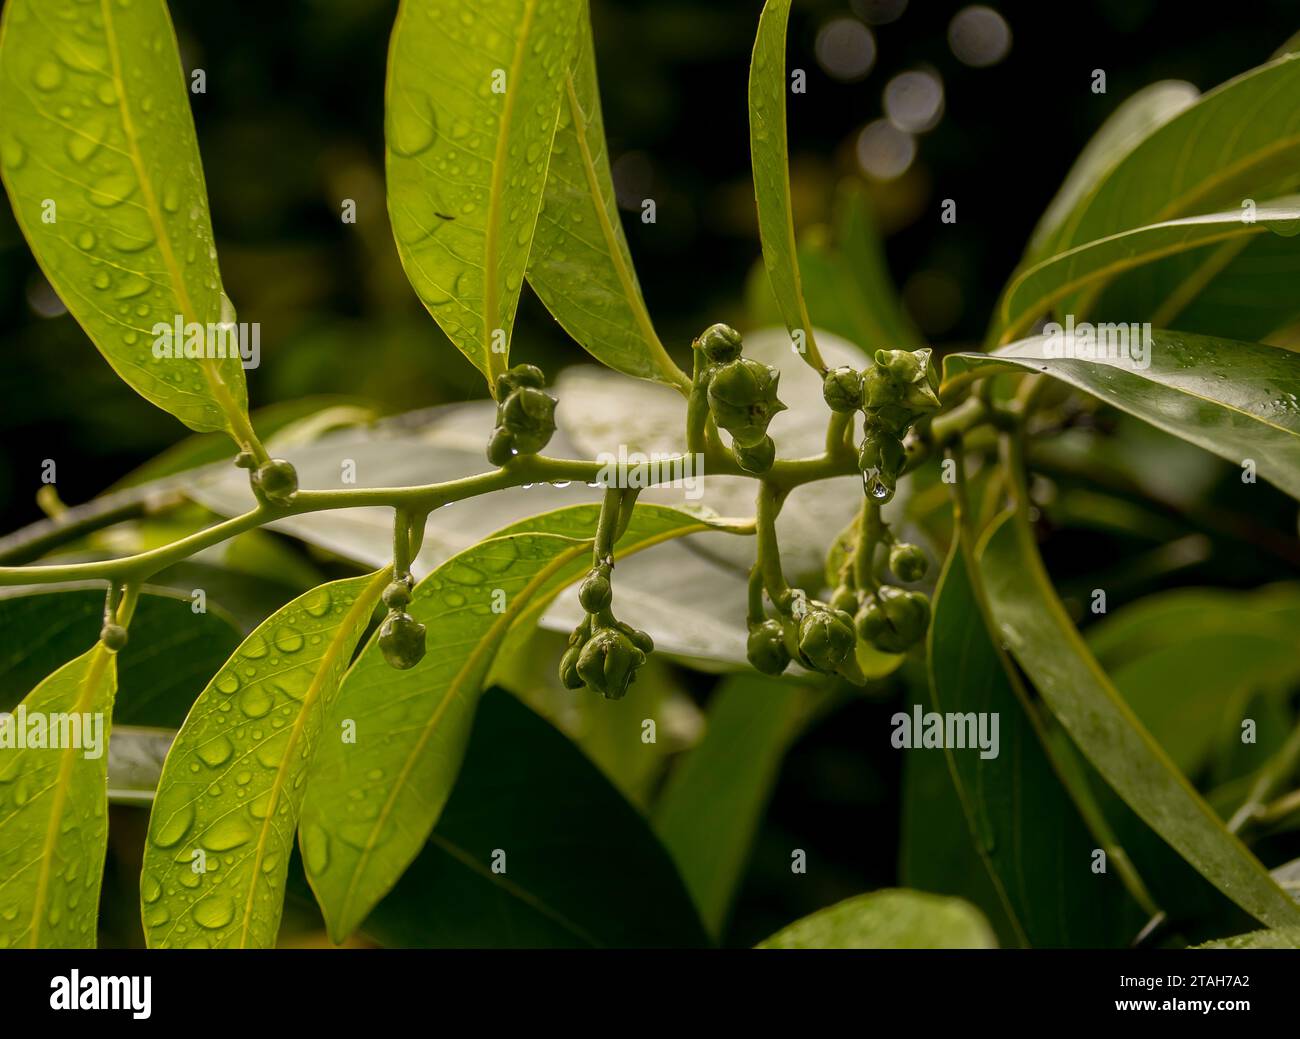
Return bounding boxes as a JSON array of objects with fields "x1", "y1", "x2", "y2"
[
  {"x1": 696, "y1": 323, "x2": 743, "y2": 364},
  {"x1": 99, "y1": 623, "x2": 128, "y2": 652},
  {"x1": 889, "y1": 542, "x2": 928, "y2": 583},
  {"x1": 382, "y1": 578, "x2": 414, "y2": 610},
  {"x1": 796, "y1": 603, "x2": 857, "y2": 672},
  {"x1": 615, "y1": 621, "x2": 655, "y2": 655},
  {"x1": 251, "y1": 458, "x2": 299, "y2": 507},
  {"x1": 830, "y1": 585, "x2": 859, "y2": 614},
  {"x1": 822, "y1": 367, "x2": 864, "y2": 413},
  {"x1": 559, "y1": 644, "x2": 585, "y2": 690},
  {"x1": 494, "y1": 363, "x2": 546, "y2": 400},
  {"x1": 378, "y1": 610, "x2": 427, "y2": 670},
  {"x1": 577, "y1": 629, "x2": 645, "y2": 700},
  {"x1": 578, "y1": 571, "x2": 612, "y2": 613},
  {"x1": 486, "y1": 426, "x2": 516, "y2": 466},
  {"x1": 746, "y1": 619, "x2": 791, "y2": 675},
  {"x1": 500, "y1": 386, "x2": 557, "y2": 454},
  {"x1": 855, "y1": 585, "x2": 929, "y2": 653},
  {"x1": 734, "y1": 434, "x2": 775, "y2": 474},
  {"x1": 707, "y1": 358, "x2": 787, "y2": 447}
]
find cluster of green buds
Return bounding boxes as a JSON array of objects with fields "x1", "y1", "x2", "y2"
[
  {"x1": 823, "y1": 347, "x2": 940, "y2": 503},
  {"x1": 487, "y1": 363, "x2": 558, "y2": 466},
  {"x1": 237, "y1": 452, "x2": 299, "y2": 508},
  {"x1": 746, "y1": 590, "x2": 858, "y2": 679},
  {"x1": 692, "y1": 323, "x2": 786, "y2": 474},
  {"x1": 559, "y1": 562, "x2": 654, "y2": 699},
  {"x1": 377, "y1": 572, "x2": 427, "y2": 670},
  {"x1": 827, "y1": 537, "x2": 932, "y2": 656}
]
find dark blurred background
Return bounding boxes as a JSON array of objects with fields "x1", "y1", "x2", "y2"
[{"x1": 3, "y1": 0, "x2": 1298, "y2": 946}]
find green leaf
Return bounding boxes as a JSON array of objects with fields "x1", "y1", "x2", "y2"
[
  {"x1": 140, "y1": 571, "x2": 389, "y2": 948},
  {"x1": 654, "y1": 674, "x2": 816, "y2": 939},
  {"x1": 756, "y1": 890, "x2": 997, "y2": 949},
  {"x1": 946, "y1": 330, "x2": 1300, "y2": 500},
  {"x1": 749, "y1": 0, "x2": 825, "y2": 372},
  {"x1": 1036, "y1": 55, "x2": 1300, "y2": 260},
  {"x1": 0, "y1": 645, "x2": 117, "y2": 948},
  {"x1": 385, "y1": 0, "x2": 581, "y2": 387},
  {"x1": 976, "y1": 511, "x2": 1300, "y2": 929},
  {"x1": 1087, "y1": 586, "x2": 1300, "y2": 777},
  {"x1": 993, "y1": 201, "x2": 1300, "y2": 343},
  {"x1": 0, "y1": 587, "x2": 242, "y2": 727},
  {"x1": 526, "y1": 9, "x2": 688, "y2": 390},
  {"x1": 1024, "y1": 80, "x2": 1199, "y2": 263},
  {"x1": 0, "y1": 0, "x2": 253, "y2": 441},
  {"x1": 358, "y1": 689, "x2": 708, "y2": 947},
  {"x1": 928, "y1": 534, "x2": 1143, "y2": 947},
  {"x1": 301, "y1": 502, "x2": 746, "y2": 943}
]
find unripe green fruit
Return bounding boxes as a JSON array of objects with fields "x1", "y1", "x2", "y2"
[
  {"x1": 822, "y1": 366, "x2": 864, "y2": 413},
  {"x1": 494, "y1": 363, "x2": 546, "y2": 400},
  {"x1": 889, "y1": 542, "x2": 928, "y2": 583},
  {"x1": 578, "y1": 572, "x2": 612, "y2": 613},
  {"x1": 696, "y1": 323, "x2": 743, "y2": 364},
  {"x1": 746, "y1": 619, "x2": 791, "y2": 676},
  {"x1": 733, "y1": 434, "x2": 775, "y2": 474},
  {"x1": 379, "y1": 610, "x2": 427, "y2": 670},
  {"x1": 382, "y1": 578, "x2": 413, "y2": 610},
  {"x1": 499, "y1": 386, "x2": 557, "y2": 454},
  {"x1": 707, "y1": 358, "x2": 786, "y2": 447},
  {"x1": 487, "y1": 426, "x2": 516, "y2": 466},
  {"x1": 251, "y1": 459, "x2": 299, "y2": 506},
  {"x1": 796, "y1": 603, "x2": 857, "y2": 672},
  {"x1": 99, "y1": 623, "x2": 128, "y2": 652},
  {"x1": 559, "y1": 644, "x2": 585, "y2": 690}
]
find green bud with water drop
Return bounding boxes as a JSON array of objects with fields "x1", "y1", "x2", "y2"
[{"x1": 379, "y1": 610, "x2": 427, "y2": 670}]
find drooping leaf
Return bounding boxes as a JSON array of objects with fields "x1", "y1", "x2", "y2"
[
  {"x1": 1037, "y1": 55, "x2": 1300, "y2": 259},
  {"x1": 140, "y1": 571, "x2": 389, "y2": 948},
  {"x1": 654, "y1": 674, "x2": 817, "y2": 939},
  {"x1": 385, "y1": 0, "x2": 581, "y2": 386},
  {"x1": 756, "y1": 890, "x2": 997, "y2": 950},
  {"x1": 0, "y1": 0, "x2": 253, "y2": 440},
  {"x1": 301, "y1": 503, "x2": 748, "y2": 943},
  {"x1": 526, "y1": 7, "x2": 688, "y2": 389},
  {"x1": 0, "y1": 645, "x2": 116, "y2": 948},
  {"x1": 928, "y1": 535, "x2": 1143, "y2": 947},
  {"x1": 359, "y1": 689, "x2": 708, "y2": 948},
  {"x1": 946, "y1": 330, "x2": 1300, "y2": 500},
  {"x1": 749, "y1": 0, "x2": 825, "y2": 371},
  {"x1": 1024, "y1": 80, "x2": 1199, "y2": 262},
  {"x1": 993, "y1": 201, "x2": 1300, "y2": 343},
  {"x1": 976, "y1": 512, "x2": 1300, "y2": 929},
  {"x1": 0, "y1": 587, "x2": 242, "y2": 727}
]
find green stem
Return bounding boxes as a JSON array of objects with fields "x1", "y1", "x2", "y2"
[{"x1": 755, "y1": 481, "x2": 789, "y2": 602}]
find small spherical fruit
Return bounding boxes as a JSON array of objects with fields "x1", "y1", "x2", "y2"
[{"x1": 378, "y1": 610, "x2": 427, "y2": 670}]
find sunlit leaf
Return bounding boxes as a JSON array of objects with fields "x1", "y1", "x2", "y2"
[
  {"x1": 0, "y1": 646, "x2": 116, "y2": 948},
  {"x1": 0, "y1": 0, "x2": 253, "y2": 441},
  {"x1": 386, "y1": 0, "x2": 581, "y2": 386},
  {"x1": 756, "y1": 890, "x2": 997, "y2": 949},
  {"x1": 140, "y1": 572, "x2": 389, "y2": 948}
]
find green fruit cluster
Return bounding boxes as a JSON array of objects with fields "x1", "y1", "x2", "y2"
[
  {"x1": 692, "y1": 323, "x2": 786, "y2": 474},
  {"x1": 560, "y1": 564, "x2": 653, "y2": 699},
  {"x1": 745, "y1": 596, "x2": 857, "y2": 677},
  {"x1": 823, "y1": 537, "x2": 932, "y2": 655},
  {"x1": 487, "y1": 364, "x2": 557, "y2": 466},
  {"x1": 822, "y1": 348, "x2": 940, "y2": 503}
]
